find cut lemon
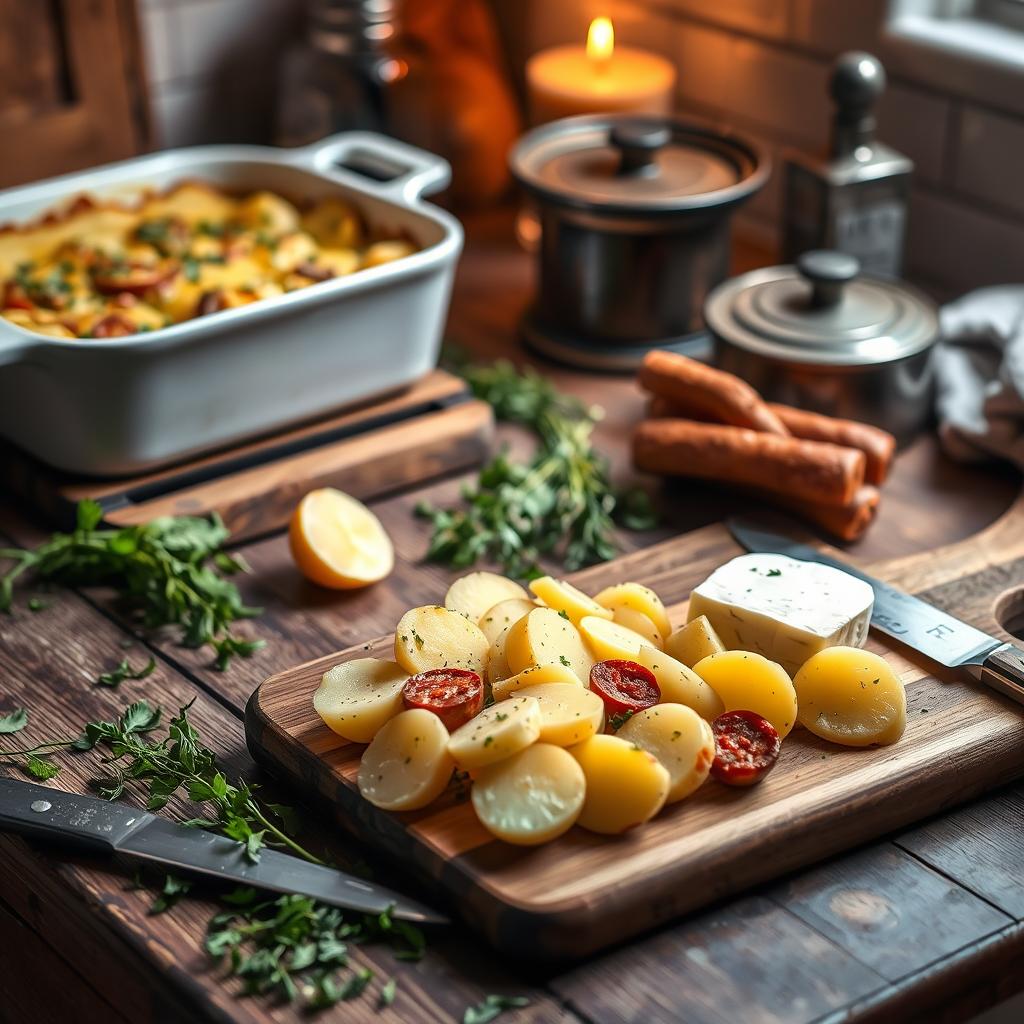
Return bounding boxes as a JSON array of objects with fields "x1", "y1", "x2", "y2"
[{"x1": 289, "y1": 488, "x2": 394, "y2": 589}]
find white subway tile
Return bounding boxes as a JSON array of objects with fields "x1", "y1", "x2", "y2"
[
  {"x1": 139, "y1": 3, "x2": 180, "y2": 86},
  {"x1": 790, "y1": 0, "x2": 889, "y2": 55},
  {"x1": 954, "y1": 105, "x2": 1024, "y2": 217},
  {"x1": 673, "y1": 23, "x2": 831, "y2": 148},
  {"x1": 661, "y1": 0, "x2": 791, "y2": 40},
  {"x1": 906, "y1": 189, "x2": 1024, "y2": 293},
  {"x1": 877, "y1": 83, "x2": 950, "y2": 185}
]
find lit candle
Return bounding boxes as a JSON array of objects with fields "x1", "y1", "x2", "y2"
[{"x1": 526, "y1": 17, "x2": 676, "y2": 126}]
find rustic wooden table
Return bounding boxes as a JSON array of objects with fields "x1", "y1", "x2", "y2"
[{"x1": 2, "y1": 212, "x2": 1023, "y2": 1024}]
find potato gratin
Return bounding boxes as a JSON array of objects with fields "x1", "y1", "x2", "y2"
[{"x1": 0, "y1": 183, "x2": 417, "y2": 339}]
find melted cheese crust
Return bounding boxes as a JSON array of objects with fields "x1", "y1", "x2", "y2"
[{"x1": 0, "y1": 183, "x2": 416, "y2": 339}]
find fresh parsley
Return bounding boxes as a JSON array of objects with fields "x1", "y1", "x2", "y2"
[
  {"x1": 97, "y1": 656, "x2": 157, "y2": 688},
  {"x1": 0, "y1": 500, "x2": 264, "y2": 669},
  {"x1": 464, "y1": 993, "x2": 531, "y2": 1024},
  {"x1": 0, "y1": 707, "x2": 73, "y2": 780},
  {"x1": 416, "y1": 361, "x2": 656, "y2": 579}
]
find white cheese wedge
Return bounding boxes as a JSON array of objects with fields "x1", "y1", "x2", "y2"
[{"x1": 687, "y1": 553, "x2": 874, "y2": 677}]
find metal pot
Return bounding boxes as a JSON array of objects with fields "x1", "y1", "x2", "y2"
[
  {"x1": 509, "y1": 114, "x2": 769, "y2": 370},
  {"x1": 705, "y1": 250, "x2": 939, "y2": 444}
]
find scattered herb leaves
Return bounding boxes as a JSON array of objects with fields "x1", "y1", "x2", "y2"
[
  {"x1": 416, "y1": 361, "x2": 656, "y2": 579},
  {"x1": 0, "y1": 500, "x2": 264, "y2": 669},
  {"x1": 97, "y1": 656, "x2": 157, "y2": 688},
  {"x1": 463, "y1": 993, "x2": 531, "y2": 1024},
  {"x1": 150, "y1": 873, "x2": 193, "y2": 914}
]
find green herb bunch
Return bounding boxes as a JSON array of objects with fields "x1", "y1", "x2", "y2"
[
  {"x1": 0, "y1": 500, "x2": 264, "y2": 669},
  {"x1": 417, "y1": 361, "x2": 656, "y2": 578}
]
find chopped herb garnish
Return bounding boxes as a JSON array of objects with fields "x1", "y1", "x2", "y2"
[{"x1": 97, "y1": 656, "x2": 157, "y2": 688}]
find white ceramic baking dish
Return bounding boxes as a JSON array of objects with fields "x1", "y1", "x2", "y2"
[{"x1": 0, "y1": 132, "x2": 463, "y2": 476}]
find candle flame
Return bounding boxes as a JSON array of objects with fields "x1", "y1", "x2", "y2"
[{"x1": 586, "y1": 17, "x2": 615, "y2": 65}]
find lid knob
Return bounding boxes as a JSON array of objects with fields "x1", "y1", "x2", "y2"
[
  {"x1": 797, "y1": 250, "x2": 860, "y2": 309},
  {"x1": 610, "y1": 122, "x2": 671, "y2": 176},
  {"x1": 830, "y1": 51, "x2": 885, "y2": 158}
]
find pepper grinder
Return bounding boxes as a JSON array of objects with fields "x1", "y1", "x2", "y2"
[{"x1": 782, "y1": 52, "x2": 913, "y2": 278}]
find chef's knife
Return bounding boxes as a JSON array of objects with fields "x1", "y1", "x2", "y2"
[
  {"x1": 727, "y1": 518, "x2": 1024, "y2": 705},
  {"x1": 0, "y1": 776, "x2": 447, "y2": 924}
]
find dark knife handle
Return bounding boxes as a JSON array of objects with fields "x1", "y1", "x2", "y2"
[
  {"x1": 981, "y1": 643, "x2": 1024, "y2": 706},
  {"x1": 0, "y1": 776, "x2": 141, "y2": 853}
]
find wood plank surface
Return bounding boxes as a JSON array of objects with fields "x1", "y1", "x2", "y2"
[
  {"x1": 5, "y1": 215, "x2": 1024, "y2": 1022},
  {"x1": 247, "y1": 494, "x2": 1024, "y2": 957}
]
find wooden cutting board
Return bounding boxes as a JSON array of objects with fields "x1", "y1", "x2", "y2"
[{"x1": 245, "y1": 494, "x2": 1024, "y2": 958}]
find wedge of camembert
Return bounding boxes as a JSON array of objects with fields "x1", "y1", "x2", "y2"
[{"x1": 687, "y1": 553, "x2": 874, "y2": 677}]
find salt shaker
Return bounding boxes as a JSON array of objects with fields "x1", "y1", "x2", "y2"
[{"x1": 782, "y1": 52, "x2": 913, "y2": 278}]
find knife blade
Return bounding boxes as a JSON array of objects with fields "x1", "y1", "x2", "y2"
[
  {"x1": 726, "y1": 518, "x2": 1024, "y2": 705},
  {"x1": 0, "y1": 776, "x2": 447, "y2": 925}
]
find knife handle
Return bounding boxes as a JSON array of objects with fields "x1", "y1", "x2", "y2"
[
  {"x1": 0, "y1": 776, "x2": 140, "y2": 853},
  {"x1": 981, "y1": 643, "x2": 1024, "y2": 706}
]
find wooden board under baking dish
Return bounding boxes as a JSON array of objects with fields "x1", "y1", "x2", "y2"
[
  {"x1": 245, "y1": 497, "x2": 1024, "y2": 958},
  {"x1": 1, "y1": 371, "x2": 493, "y2": 543}
]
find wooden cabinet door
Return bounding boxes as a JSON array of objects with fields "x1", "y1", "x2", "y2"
[{"x1": 0, "y1": 0, "x2": 148, "y2": 189}]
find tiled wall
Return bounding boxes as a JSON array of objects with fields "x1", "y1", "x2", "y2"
[
  {"x1": 137, "y1": 0, "x2": 298, "y2": 149},
  {"x1": 137, "y1": 0, "x2": 1024, "y2": 296},
  {"x1": 520, "y1": 0, "x2": 1024, "y2": 297}
]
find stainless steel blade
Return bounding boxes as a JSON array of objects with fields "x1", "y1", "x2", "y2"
[
  {"x1": 0, "y1": 777, "x2": 447, "y2": 925},
  {"x1": 119, "y1": 817, "x2": 447, "y2": 924},
  {"x1": 727, "y1": 518, "x2": 1002, "y2": 671}
]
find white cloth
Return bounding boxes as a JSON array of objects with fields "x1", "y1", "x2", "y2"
[{"x1": 937, "y1": 286, "x2": 1024, "y2": 467}]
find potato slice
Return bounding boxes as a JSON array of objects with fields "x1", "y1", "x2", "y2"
[
  {"x1": 313, "y1": 658, "x2": 408, "y2": 744},
  {"x1": 445, "y1": 571, "x2": 529, "y2": 623},
  {"x1": 617, "y1": 704, "x2": 715, "y2": 803},
  {"x1": 579, "y1": 615, "x2": 656, "y2": 663},
  {"x1": 505, "y1": 607, "x2": 594, "y2": 684},
  {"x1": 613, "y1": 606, "x2": 664, "y2": 650},
  {"x1": 447, "y1": 696, "x2": 541, "y2": 770},
  {"x1": 529, "y1": 576, "x2": 612, "y2": 626},
  {"x1": 487, "y1": 624, "x2": 514, "y2": 686},
  {"x1": 633, "y1": 647, "x2": 724, "y2": 721},
  {"x1": 394, "y1": 605, "x2": 489, "y2": 676},
  {"x1": 570, "y1": 734, "x2": 670, "y2": 834},
  {"x1": 492, "y1": 662, "x2": 583, "y2": 702},
  {"x1": 665, "y1": 616, "x2": 726, "y2": 668},
  {"x1": 514, "y1": 682, "x2": 605, "y2": 746},
  {"x1": 478, "y1": 598, "x2": 536, "y2": 647},
  {"x1": 594, "y1": 582, "x2": 671, "y2": 639},
  {"x1": 794, "y1": 647, "x2": 907, "y2": 746},
  {"x1": 357, "y1": 709, "x2": 453, "y2": 811},
  {"x1": 693, "y1": 650, "x2": 798, "y2": 739},
  {"x1": 472, "y1": 743, "x2": 585, "y2": 845}
]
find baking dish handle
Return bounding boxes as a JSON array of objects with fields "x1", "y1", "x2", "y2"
[{"x1": 293, "y1": 132, "x2": 452, "y2": 205}]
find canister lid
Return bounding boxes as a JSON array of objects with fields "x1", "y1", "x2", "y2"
[
  {"x1": 704, "y1": 251, "x2": 938, "y2": 366},
  {"x1": 509, "y1": 114, "x2": 768, "y2": 216}
]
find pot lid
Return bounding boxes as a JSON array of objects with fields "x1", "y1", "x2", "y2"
[
  {"x1": 509, "y1": 114, "x2": 768, "y2": 216},
  {"x1": 704, "y1": 251, "x2": 938, "y2": 366}
]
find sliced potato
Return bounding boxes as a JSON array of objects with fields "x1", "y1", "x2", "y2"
[
  {"x1": 594, "y1": 582, "x2": 671, "y2": 639},
  {"x1": 237, "y1": 190, "x2": 301, "y2": 236},
  {"x1": 472, "y1": 743, "x2": 585, "y2": 845},
  {"x1": 617, "y1": 704, "x2": 715, "y2": 802},
  {"x1": 570, "y1": 734, "x2": 670, "y2": 834},
  {"x1": 692, "y1": 650, "x2": 798, "y2": 739},
  {"x1": 487, "y1": 625, "x2": 514, "y2": 686},
  {"x1": 447, "y1": 696, "x2": 541, "y2": 771},
  {"x1": 492, "y1": 662, "x2": 583, "y2": 702},
  {"x1": 794, "y1": 646, "x2": 906, "y2": 747},
  {"x1": 505, "y1": 606, "x2": 594, "y2": 684},
  {"x1": 665, "y1": 615, "x2": 726, "y2": 668},
  {"x1": 357, "y1": 709, "x2": 453, "y2": 811},
  {"x1": 514, "y1": 682, "x2": 605, "y2": 746},
  {"x1": 578, "y1": 615, "x2": 656, "y2": 663},
  {"x1": 529, "y1": 576, "x2": 612, "y2": 626},
  {"x1": 612, "y1": 606, "x2": 664, "y2": 650},
  {"x1": 394, "y1": 605, "x2": 489, "y2": 677},
  {"x1": 633, "y1": 646, "x2": 725, "y2": 721},
  {"x1": 445, "y1": 571, "x2": 529, "y2": 623},
  {"x1": 313, "y1": 658, "x2": 408, "y2": 744},
  {"x1": 478, "y1": 598, "x2": 536, "y2": 647},
  {"x1": 362, "y1": 239, "x2": 416, "y2": 268}
]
